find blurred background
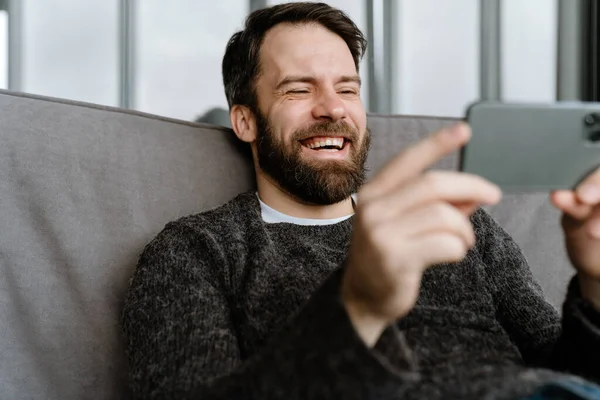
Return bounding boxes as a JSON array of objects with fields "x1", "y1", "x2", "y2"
[{"x1": 0, "y1": 0, "x2": 597, "y2": 124}]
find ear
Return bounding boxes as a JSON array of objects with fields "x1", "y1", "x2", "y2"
[{"x1": 230, "y1": 105, "x2": 257, "y2": 143}]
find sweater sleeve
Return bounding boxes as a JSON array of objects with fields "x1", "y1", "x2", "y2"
[
  {"x1": 121, "y1": 220, "x2": 418, "y2": 400},
  {"x1": 473, "y1": 209, "x2": 600, "y2": 382},
  {"x1": 548, "y1": 276, "x2": 600, "y2": 382}
]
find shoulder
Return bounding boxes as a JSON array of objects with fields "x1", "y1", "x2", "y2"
[
  {"x1": 159, "y1": 191, "x2": 260, "y2": 244},
  {"x1": 132, "y1": 191, "x2": 260, "y2": 287},
  {"x1": 139, "y1": 191, "x2": 259, "y2": 261}
]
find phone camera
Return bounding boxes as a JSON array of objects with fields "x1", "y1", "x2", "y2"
[{"x1": 585, "y1": 114, "x2": 599, "y2": 126}]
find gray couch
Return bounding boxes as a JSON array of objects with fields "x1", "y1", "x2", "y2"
[{"x1": 0, "y1": 90, "x2": 572, "y2": 399}]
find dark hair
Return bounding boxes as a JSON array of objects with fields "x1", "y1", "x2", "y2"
[{"x1": 222, "y1": 2, "x2": 367, "y2": 110}]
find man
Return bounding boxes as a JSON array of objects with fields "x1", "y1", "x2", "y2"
[{"x1": 122, "y1": 3, "x2": 600, "y2": 399}]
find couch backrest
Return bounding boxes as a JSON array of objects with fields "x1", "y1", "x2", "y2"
[{"x1": 0, "y1": 91, "x2": 571, "y2": 399}]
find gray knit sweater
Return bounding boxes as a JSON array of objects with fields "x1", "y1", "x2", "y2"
[{"x1": 122, "y1": 191, "x2": 600, "y2": 399}]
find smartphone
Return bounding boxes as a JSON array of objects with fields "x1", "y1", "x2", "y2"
[{"x1": 459, "y1": 101, "x2": 600, "y2": 192}]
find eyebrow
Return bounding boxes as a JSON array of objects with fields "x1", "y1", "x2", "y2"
[{"x1": 275, "y1": 75, "x2": 362, "y2": 90}]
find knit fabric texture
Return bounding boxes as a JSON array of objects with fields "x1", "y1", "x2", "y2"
[{"x1": 122, "y1": 191, "x2": 600, "y2": 399}]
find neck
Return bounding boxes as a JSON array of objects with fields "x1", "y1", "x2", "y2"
[{"x1": 256, "y1": 172, "x2": 355, "y2": 220}]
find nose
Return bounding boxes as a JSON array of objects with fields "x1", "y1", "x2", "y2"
[{"x1": 311, "y1": 89, "x2": 346, "y2": 122}]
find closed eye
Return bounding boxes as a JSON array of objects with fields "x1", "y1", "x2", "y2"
[
  {"x1": 339, "y1": 89, "x2": 359, "y2": 96},
  {"x1": 288, "y1": 90, "x2": 310, "y2": 94}
]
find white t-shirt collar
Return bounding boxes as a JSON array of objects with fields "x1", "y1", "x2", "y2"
[{"x1": 257, "y1": 192, "x2": 356, "y2": 226}]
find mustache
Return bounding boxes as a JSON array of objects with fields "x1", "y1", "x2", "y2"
[{"x1": 292, "y1": 121, "x2": 360, "y2": 143}]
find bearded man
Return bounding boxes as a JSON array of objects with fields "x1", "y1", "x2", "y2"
[{"x1": 122, "y1": 3, "x2": 600, "y2": 399}]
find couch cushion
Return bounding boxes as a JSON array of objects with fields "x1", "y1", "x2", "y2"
[{"x1": 0, "y1": 92, "x2": 572, "y2": 399}]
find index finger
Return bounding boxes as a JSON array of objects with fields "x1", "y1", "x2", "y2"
[{"x1": 365, "y1": 122, "x2": 471, "y2": 200}]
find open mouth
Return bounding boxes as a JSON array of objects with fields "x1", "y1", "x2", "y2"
[{"x1": 300, "y1": 136, "x2": 349, "y2": 152}]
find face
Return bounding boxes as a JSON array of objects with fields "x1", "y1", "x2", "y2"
[{"x1": 251, "y1": 23, "x2": 370, "y2": 205}]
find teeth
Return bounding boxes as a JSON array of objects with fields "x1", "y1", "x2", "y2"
[{"x1": 304, "y1": 138, "x2": 345, "y2": 150}]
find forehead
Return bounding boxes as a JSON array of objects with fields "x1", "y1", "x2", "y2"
[{"x1": 258, "y1": 23, "x2": 357, "y2": 82}]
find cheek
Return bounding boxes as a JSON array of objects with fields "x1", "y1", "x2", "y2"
[
  {"x1": 346, "y1": 102, "x2": 367, "y2": 127},
  {"x1": 267, "y1": 125, "x2": 297, "y2": 150},
  {"x1": 277, "y1": 97, "x2": 314, "y2": 119},
  {"x1": 271, "y1": 112, "x2": 309, "y2": 140}
]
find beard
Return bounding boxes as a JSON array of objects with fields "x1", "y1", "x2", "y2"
[{"x1": 254, "y1": 111, "x2": 371, "y2": 205}]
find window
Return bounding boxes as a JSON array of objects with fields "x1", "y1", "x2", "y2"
[
  {"x1": 21, "y1": 0, "x2": 119, "y2": 105},
  {"x1": 501, "y1": 0, "x2": 557, "y2": 103},
  {"x1": 0, "y1": 9, "x2": 7, "y2": 89},
  {"x1": 135, "y1": 1, "x2": 247, "y2": 121},
  {"x1": 395, "y1": 0, "x2": 479, "y2": 116}
]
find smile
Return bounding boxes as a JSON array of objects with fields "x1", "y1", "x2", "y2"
[
  {"x1": 299, "y1": 136, "x2": 351, "y2": 159},
  {"x1": 300, "y1": 136, "x2": 349, "y2": 152}
]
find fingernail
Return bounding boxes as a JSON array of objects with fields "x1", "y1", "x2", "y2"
[{"x1": 579, "y1": 184, "x2": 600, "y2": 204}]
